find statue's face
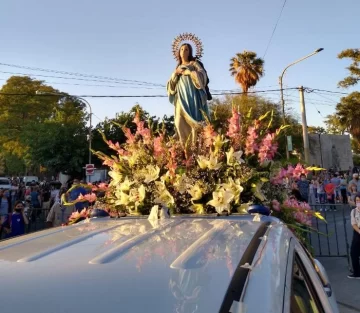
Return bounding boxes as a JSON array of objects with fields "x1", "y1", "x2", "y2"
[{"x1": 180, "y1": 45, "x2": 190, "y2": 62}]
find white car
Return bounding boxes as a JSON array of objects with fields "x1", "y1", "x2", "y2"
[
  {"x1": 0, "y1": 214, "x2": 339, "y2": 313},
  {"x1": 0, "y1": 177, "x2": 11, "y2": 190}
]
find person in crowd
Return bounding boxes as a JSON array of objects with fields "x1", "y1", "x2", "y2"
[
  {"x1": 297, "y1": 174, "x2": 309, "y2": 203},
  {"x1": 2, "y1": 200, "x2": 29, "y2": 239},
  {"x1": 291, "y1": 182, "x2": 304, "y2": 202},
  {"x1": 0, "y1": 188, "x2": 12, "y2": 238},
  {"x1": 349, "y1": 173, "x2": 360, "y2": 191},
  {"x1": 330, "y1": 172, "x2": 341, "y2": 202},
  {"x1": 46, "y1": 201, "x2": 75, "y2": 228},
  {"x1": 340, "y1": 174, "x2": 348, "y2": 204},
  {"x1": 30, "y1": 186, "x2": 42, "y2": 209},
  {"x1": 348, "y1": 184, "x2": 358, "y2": 206},
  {"x1": 42, "y1": 187, "x2": 51, "y2": 211},
  {"x1": 324, "y1": 182, "x2": 336, "y2": 211},
  {"x1": 309, "y1": 180, "x2": 316, "y2": 204},
  {"x1": 348, "y1": 193, "x2": 360, "y2": 279},
  {"x1": 50, "y1": 184, "x2": 61, "y2": 207}
]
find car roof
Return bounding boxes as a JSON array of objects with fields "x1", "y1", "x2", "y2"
[{"x1": 0, "y1": 215, "x2": 291, "y2": 313}]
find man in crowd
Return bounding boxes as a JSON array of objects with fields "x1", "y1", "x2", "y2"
[{"x1": 349, "y1": 173, "x2": 360, "y2": 191}]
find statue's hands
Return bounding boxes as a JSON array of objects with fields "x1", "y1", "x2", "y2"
[
  {"x1": 175, "y1": 68, "x2": 184, "y2": 75},
  {"x1": 183, "y1": 69, "x2": 191, "y2": 76}
]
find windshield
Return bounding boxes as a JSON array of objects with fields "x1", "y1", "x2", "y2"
[{"x1": 0, "y1": 179, "x2": 10, "y2": 185}]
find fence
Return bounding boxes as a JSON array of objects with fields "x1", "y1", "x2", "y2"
[{"x1": 309, "y1": 203, "x2": 353, "y2": 264}]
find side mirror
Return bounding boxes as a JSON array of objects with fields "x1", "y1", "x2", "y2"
[{"x1": 314, "y1": 259, "x2": 332, "y2": 297}]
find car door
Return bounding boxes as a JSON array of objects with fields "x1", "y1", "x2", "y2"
[{"x1": 283, "y1": 237, "x2": 339, "y2": 313}]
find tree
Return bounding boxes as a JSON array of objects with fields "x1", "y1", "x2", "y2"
[
  {"x1": 338, "y1": 49, "x2": 360, "y2": 88},
  {"x1": 0, "y1": 76, "x2": 61, "y2": 173},
  {"x1": 21, "y1": 97, "x2": 89, "y2": 175},
  {"x1": 334, "y1": 92, "x2": 360, "y2": 140},
  {"x1": 324, "y1": 114, "x2": 347, "y2": 134},
  {"x1": 0, "y1": 76, "x2": 90, "y2": 175},
  {"x1": 229, "y1": 51, "x2": 264, "y2": 93},
  {"x1": 308, "y1": 126, "x2": 326, "y2": 134}
]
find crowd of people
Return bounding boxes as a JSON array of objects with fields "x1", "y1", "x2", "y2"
[
  {"x1": 289, "y1": 166, "x2": 360, "y2": 280},
  {"x1": 0, "y1": 177, "x2": 107, "y2": 240}
]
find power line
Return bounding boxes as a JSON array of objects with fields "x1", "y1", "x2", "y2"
[
  {"x1": 0, "y1": 70, "x2": 164, "y2": 88},
  {"x1": 0, "y1": 87, "x2": 299, "y2": 98},
  {"x1": 263, "y1": 0, "x2": 288, "y2": 58},
  {"x1": 0, "y1": 77, "x2": 163, "y2": 90},
  {"x1": 305, "y1": 88, "x2": 349, "y2": 95},
  {"x1": 0, "y1": 62, "x2": 165, "y2": 87}
]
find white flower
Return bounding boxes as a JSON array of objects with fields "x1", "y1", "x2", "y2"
[
  {"x1": 188, "y1": 183, "x2": 204, "y2": 201},
  {"x1": 207, "y1": 189, "x2": 235, "y2": 214},
  {"x1": 226, "y1": 147, "x2": 245, "y2": 165},
  {"x1": 143, "y1": 165, "x2": 160, "y2": 184},
  {"x1": 118, "y1": 176, "x2": 134, "y2": 192},
  {"x1": 174, "y1": 174, "x2": 188, "y2": 194}
]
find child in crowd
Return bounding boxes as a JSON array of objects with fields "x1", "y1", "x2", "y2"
[{"x1": 1, "y1": 200, "x2": 29, "y2": 238}]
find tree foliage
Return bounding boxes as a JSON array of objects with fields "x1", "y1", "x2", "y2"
[
  {"x1": 308, "y1": 126, "x2": 326, "y2": 134},
  {"x1": 334, "y1": 92, "x2": 360, "y2": 140},
  {"x1": 0, "y1": 76, "x2": 89, "y2": 175},
  {"x1": 338, "y1": 49, "x2": 360, "y2": 88},
  {"x1": 229, "y1": 51, "x2": 264, "y2": 93},
  {"x1": 324, "y1": 114, "x2": 347, "y2": 135}
]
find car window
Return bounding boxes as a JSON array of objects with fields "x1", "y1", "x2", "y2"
[
  {"x1": 0, "y1": 179, "x2": 10, "y2": 185},
  {"x1": 290, "y1": 254, "x2": 323, "y2": 313}
]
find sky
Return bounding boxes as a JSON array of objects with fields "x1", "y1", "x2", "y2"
[{"x1": 0, "y1": 0, "x2": 358, "y2": 128}]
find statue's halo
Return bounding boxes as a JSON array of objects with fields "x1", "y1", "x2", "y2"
[{"x1": 172, "y1": 33, "x2": 204, "y2": 60}]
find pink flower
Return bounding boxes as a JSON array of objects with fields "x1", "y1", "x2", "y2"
[
  {"x1": 271, "y1": 199, "x2": 281, "y2": 212},
  {"x1": 293, "y1": 163, "x2": 304, "y2": 178},
  {"x1": 202, "y1": 123, "x2": 217, "y2": 147},
  {"x1": 245, "y1": 126, "x2": 259, "y2": 155},
  {"x1": 84, "y1": 193, "x2": 97, "y2": 203},
  {"x1": 226, "y1": 108, "x2": 241, "y2": 139},
  {"x1": 98, "y1": 183, "x2": 108, "y2": 189},
  {"x1": 166, "y1": 146, "x2": 177, "y2": 176},
  {"x1": 77, "y1": 194, "x2": 85, "y2": 201},
  {"x1": 258, "y1": 132, "x2": 278, "y2": 163},
  {"x1": 286, "y1": 165, "x2": 294, "y2": 177},
  {"x1": 153, "y1": 134, "x2": 165, "y2": 158},
  {"x1": 102, "y1": 159, "x2": 115, "y2": 167},
  {"x1": 123, "y1": 127, "x2": 136, "y2": 144},
  {"x1": 133, "y1": 111, "x2": 152, "y2": 145},
  {"x1": 107, "y1": 140, "x2": 121, "y2": 151}
]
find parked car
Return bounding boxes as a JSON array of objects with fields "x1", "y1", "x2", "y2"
[
  {"x1": 0, "y1": 177, "x2": 11, "y2": 190},
  {"x1": 0, "y1": 214, "x2": 339, "y2": 313}
]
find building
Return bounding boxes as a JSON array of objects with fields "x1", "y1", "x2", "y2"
[{"x1": 309, "y1": 134, "x2": 353, "y2": 171}]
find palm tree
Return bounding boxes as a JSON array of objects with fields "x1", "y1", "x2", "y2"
[{"x1": 229, "y1": 51, "x2": 264, "y2": 94}]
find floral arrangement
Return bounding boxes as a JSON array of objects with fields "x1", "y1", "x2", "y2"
[
  {"x1": 92, "y1": 108, "x2": 290, "y2": 215},
  {"x1": 69, "y1": 107, "x2": 326, "y2": 251}
]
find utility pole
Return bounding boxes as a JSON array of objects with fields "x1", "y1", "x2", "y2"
[
  {"x1": 299, "y1": 86, "x2": 310, "y2": 163},
  {"x1": 279, "y1": 48, "x2": 324, "y2": 161},
  {"x1": 279, "y1": 77, "x2": 289, "y2": 160}
]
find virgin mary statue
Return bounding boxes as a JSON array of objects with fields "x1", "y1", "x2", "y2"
[{"x1": 167, "y1": 34, "x2": 210, "y2": 146}]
